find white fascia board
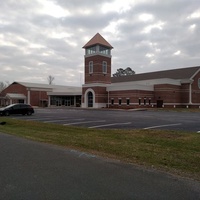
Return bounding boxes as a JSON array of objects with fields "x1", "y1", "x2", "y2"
[
  {"x1": 52, "y1": 88, "x2": 82, "y2": 93},
  {"x1": 27, "y1": 88, "x2": 53, "y2": 92},
  {"x1": 47, "y1": 92, "x2": 82, "y2": 96},
  {"x1": 107, "y1": 84, "x2": 153, "y2": 92},
  {"x1": 107, "y1": 78, "x2": 182, "y2": 92},
  {"x1": 142, "y1": 78, "x2": 181, "y2": 86},
  {"x1": 180, "y1": 79, "x2": 193, "y2": 84},
  {"x1": 82, "y1": 83, "x2": 110, "y2": 87}
]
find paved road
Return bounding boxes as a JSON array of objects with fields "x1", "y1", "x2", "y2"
[
  {"x1": 9, "y1": 108, "x2": 200, "y2": 132},
  {"x1": 0, "y1": 132, "x2": 200, "y2": 200}
]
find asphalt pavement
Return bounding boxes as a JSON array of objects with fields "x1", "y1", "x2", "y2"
[
  {"x1": 9, "y1": 108, "x2": 200, "y2": 132},
  {"x1": 0, "y1": 132, "x2": 200, "y2": 200}
]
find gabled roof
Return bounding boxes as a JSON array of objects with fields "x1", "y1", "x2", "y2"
[
  {"x1": 111, "y1": 66, "x2": 200, "y2": 83},
  {"x1": 83, "y1": 33, "x2": 113, "y2": 49}
]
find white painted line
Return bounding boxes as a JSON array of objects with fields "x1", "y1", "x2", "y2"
[
  {"x1": 89, "y1": 122, "x2": 132, "y2": 129},
  {"x1": 44, "y1": 118, "x2": 85, "y2": 123},
  {"x1": 144, "y1": 123, "x2": 182, "y2": 130},
  {"x1": 63, "y1": 120, "x2": 106, "y2": 126},
  {"x1": 26, "y1": 117, "x2": 54, "y2": 121}
]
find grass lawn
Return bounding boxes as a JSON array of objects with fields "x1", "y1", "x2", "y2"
[{"x1": 0, "y1": 117, "x2": 200, "y2": 180}]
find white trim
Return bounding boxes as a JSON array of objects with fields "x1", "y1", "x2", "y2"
[
  {"x1": 107, "y1": 78, "x2": 181, "y2": 92},
  {"x1": 191, "y1": 68, "x2": 200, "y2": 79},
  {"x1": 82, "y1": 83, "x2": 110, "y2": 87},
  {"x1": 82, "y1": 88, "x2": 95, "y2": 108}
]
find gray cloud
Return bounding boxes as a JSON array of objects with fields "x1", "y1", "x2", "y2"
[{"x1": 0, "y1": 0, "x2": 200, "y2": 86}]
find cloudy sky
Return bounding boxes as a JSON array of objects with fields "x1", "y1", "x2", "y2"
[{"x1": 0, "y1": 0, "x2": 200, "y2": 86}]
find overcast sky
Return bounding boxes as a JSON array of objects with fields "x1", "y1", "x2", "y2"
[{"x1": 0, "y1": 0, "x2": 200, "y2": 86}]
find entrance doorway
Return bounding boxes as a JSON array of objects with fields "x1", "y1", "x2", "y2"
[
  {"x1": 157, "y1": 100, "x2": 163, "y2": 108},
  {"x1": 87, "y1": 92, "x2": 93, "y2": 107}
]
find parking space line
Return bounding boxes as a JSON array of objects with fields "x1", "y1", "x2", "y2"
[
  {"x1": 25, "y1": 117, "x2": 55, "y2": 121},
  {"x1": 89, "y1": 122, "x2": 132, "y2": 129},
  {"x1": 143, "y1": 123, "x2": 182, "y2": 130},
  {"x1": 44, "y1": 118, "x2": 85, "y2": 123},
  {"x1": 63, "y1": 120, "x2": 106, "y2": 126}
]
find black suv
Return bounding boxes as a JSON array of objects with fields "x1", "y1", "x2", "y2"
[{"x1": 0, "y1": 103, "x2": 34, "y2": 116}]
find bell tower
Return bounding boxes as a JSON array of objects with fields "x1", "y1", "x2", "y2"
[{"x1": 82, "y1": 33, "x2": 113, "y2": 108}]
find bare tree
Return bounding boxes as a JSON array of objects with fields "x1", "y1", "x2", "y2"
[
  {"x1": 47, "y1": 75, "x2": 55, "y2": 85},
  {"x1": 113, "y1": 67, "x2": 135, "y2": 77},
  {"x1": 0, "y1": 81, "x2": 9, "y2": 92}
]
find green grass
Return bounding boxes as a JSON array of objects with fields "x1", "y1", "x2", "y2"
[{"x1": 1, "y1": 117, "x2": 200, "y2": 180}]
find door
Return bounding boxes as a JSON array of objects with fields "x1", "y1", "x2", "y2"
[
  {"x1": 157, "y1": 100, "x2": 163, "y2": 108},
  {"x1": 87, "y1": 92, "x2": 93, "y2": 107}
]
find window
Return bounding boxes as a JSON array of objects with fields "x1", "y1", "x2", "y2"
[
  {"x1": 149, "y1": 98, "x2": 151, "y2": 105},
  {"x1": 126, "y1": 99, "x2": 130, "y2": 106},
  {"x1": 102, "y1": 61, "x2": 107, "y2": 74},
  {"x1": 99, "y1": 45, "x2": 110, "y2": 55},
  {"x1": 139, "y1": 98, "x2": 141, "y2": 105},
  {"x1": 144, "y1": 98, "x2": 146, "y2": 106},
  {"x1": 86, "y1": 46, "x2": 96, "y2": 55},
  {"x1": 118, "y1": 98, "x2": 122, "y2": 105},
  {"x1": 89, "y1": 61, "x2": 93, "y2": 74},
  {"x1": 111, "y1": 99, "x2": 114, "y2": 105}
]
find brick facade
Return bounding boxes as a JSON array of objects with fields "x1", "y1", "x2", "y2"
[
  {"x1": 82, "y1": 33, "x2": 200, "y2": 109},
  {"x1": 0, "y1": 83, "x2": 48, "y2": 106},
  {"x1": 85, "y1": 55, "x2": 111, "y2": 84}
]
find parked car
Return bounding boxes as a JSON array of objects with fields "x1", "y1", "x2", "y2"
[{"x1": 0, "y1": 103, "x2": 34, "y2": 116}]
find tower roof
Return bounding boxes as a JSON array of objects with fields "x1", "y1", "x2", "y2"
[{"x1": 83, "y1": 33, "x2": 113, "y2": 49}]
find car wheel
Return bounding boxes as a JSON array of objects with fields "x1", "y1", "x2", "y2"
[
  {"x1": 27, "y1": 111, "x2": 32, "y2": 116},
  {"x1": 5, "y1": 111, "x2": 10, "y2": 116}
]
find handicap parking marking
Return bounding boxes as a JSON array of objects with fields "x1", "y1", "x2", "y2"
[
  {"x1": 63, "y1": 120, "x2": 106, "y2": 126},
  {"x1": 89, "y1": 122, "x2": 132, "y2": 129},
  {"x1": 143, "y1": 123, "x2": 182, "y2": 130}
]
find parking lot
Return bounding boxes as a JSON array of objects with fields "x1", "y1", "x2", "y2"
[{"x1": 8, "y1": 108, "x2": 200, "y2": 132}]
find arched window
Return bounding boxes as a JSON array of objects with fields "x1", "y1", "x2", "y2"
[
  {"x1": 102, "y1": 61, "x2": 107, "y2": 74},
  {"x1": 89, "y1": 61, "x2": 93, "y2": 74}
]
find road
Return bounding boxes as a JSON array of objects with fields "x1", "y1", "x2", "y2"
[
  {"x1": 9, "y1": 108, "x2": 200, "y2": 132},
  {"x1": 0, "y1": 132, "x2": 200, "y2": 200}
]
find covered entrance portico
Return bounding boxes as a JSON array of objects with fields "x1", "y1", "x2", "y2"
[
  {"x1": 0, "y1": 93, "x2": 26, "y2": 106},
  {"x1": 47, "y1": 91, "x2": 82, "y2": 107}
]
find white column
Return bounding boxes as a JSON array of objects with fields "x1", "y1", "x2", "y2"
[
  {"x1": 107, "y1": 91, "x2": 109, "y2": 108},
  {"x1": 27, "y1": 90, "x2": 30, "y2": 104},
  {"x1": 189, "y1": 82, "x2": 192, "y2": 104},
  {"x1": 48, "y1": 96, "x2": 51, "y2": 107}
]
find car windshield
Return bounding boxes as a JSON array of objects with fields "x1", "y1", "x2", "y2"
[{"x1": 4, "y1": 104, "x2": 16, "y2": 109}]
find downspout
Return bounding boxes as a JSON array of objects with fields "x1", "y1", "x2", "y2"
[
  {"x1": 108, "y1": 90, "x2": 109, "y2": 108},
  {"x1": 189, "y1": 79, "x2": 194, "y2": 104}
]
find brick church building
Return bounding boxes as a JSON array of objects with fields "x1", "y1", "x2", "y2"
[
  {"x1": 82, "y1": 33, "x2": 200, "y2": 108},
  {"x1": 0, "y1": 33, "x2": 200, "y2": 108}
]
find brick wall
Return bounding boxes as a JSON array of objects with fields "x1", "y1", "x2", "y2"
[
  {"x1": 0, "y1": 83, "x2": 48, "y2": 106},
  {"x1": 108, "y1": 90, "x2": 154, "y2": 108},
  {"x1": 82, "y1": 86, "x2": 107, "y2": 105},
  {"x1": 85, "y1": 55, "x2": 111, "y2": 84},
  {"x1": 192, "y1": 71, "x2": 200, "y2": 104},
  {"x1": 154, "y1": 84, "x2": 181, "y2": 104}
]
